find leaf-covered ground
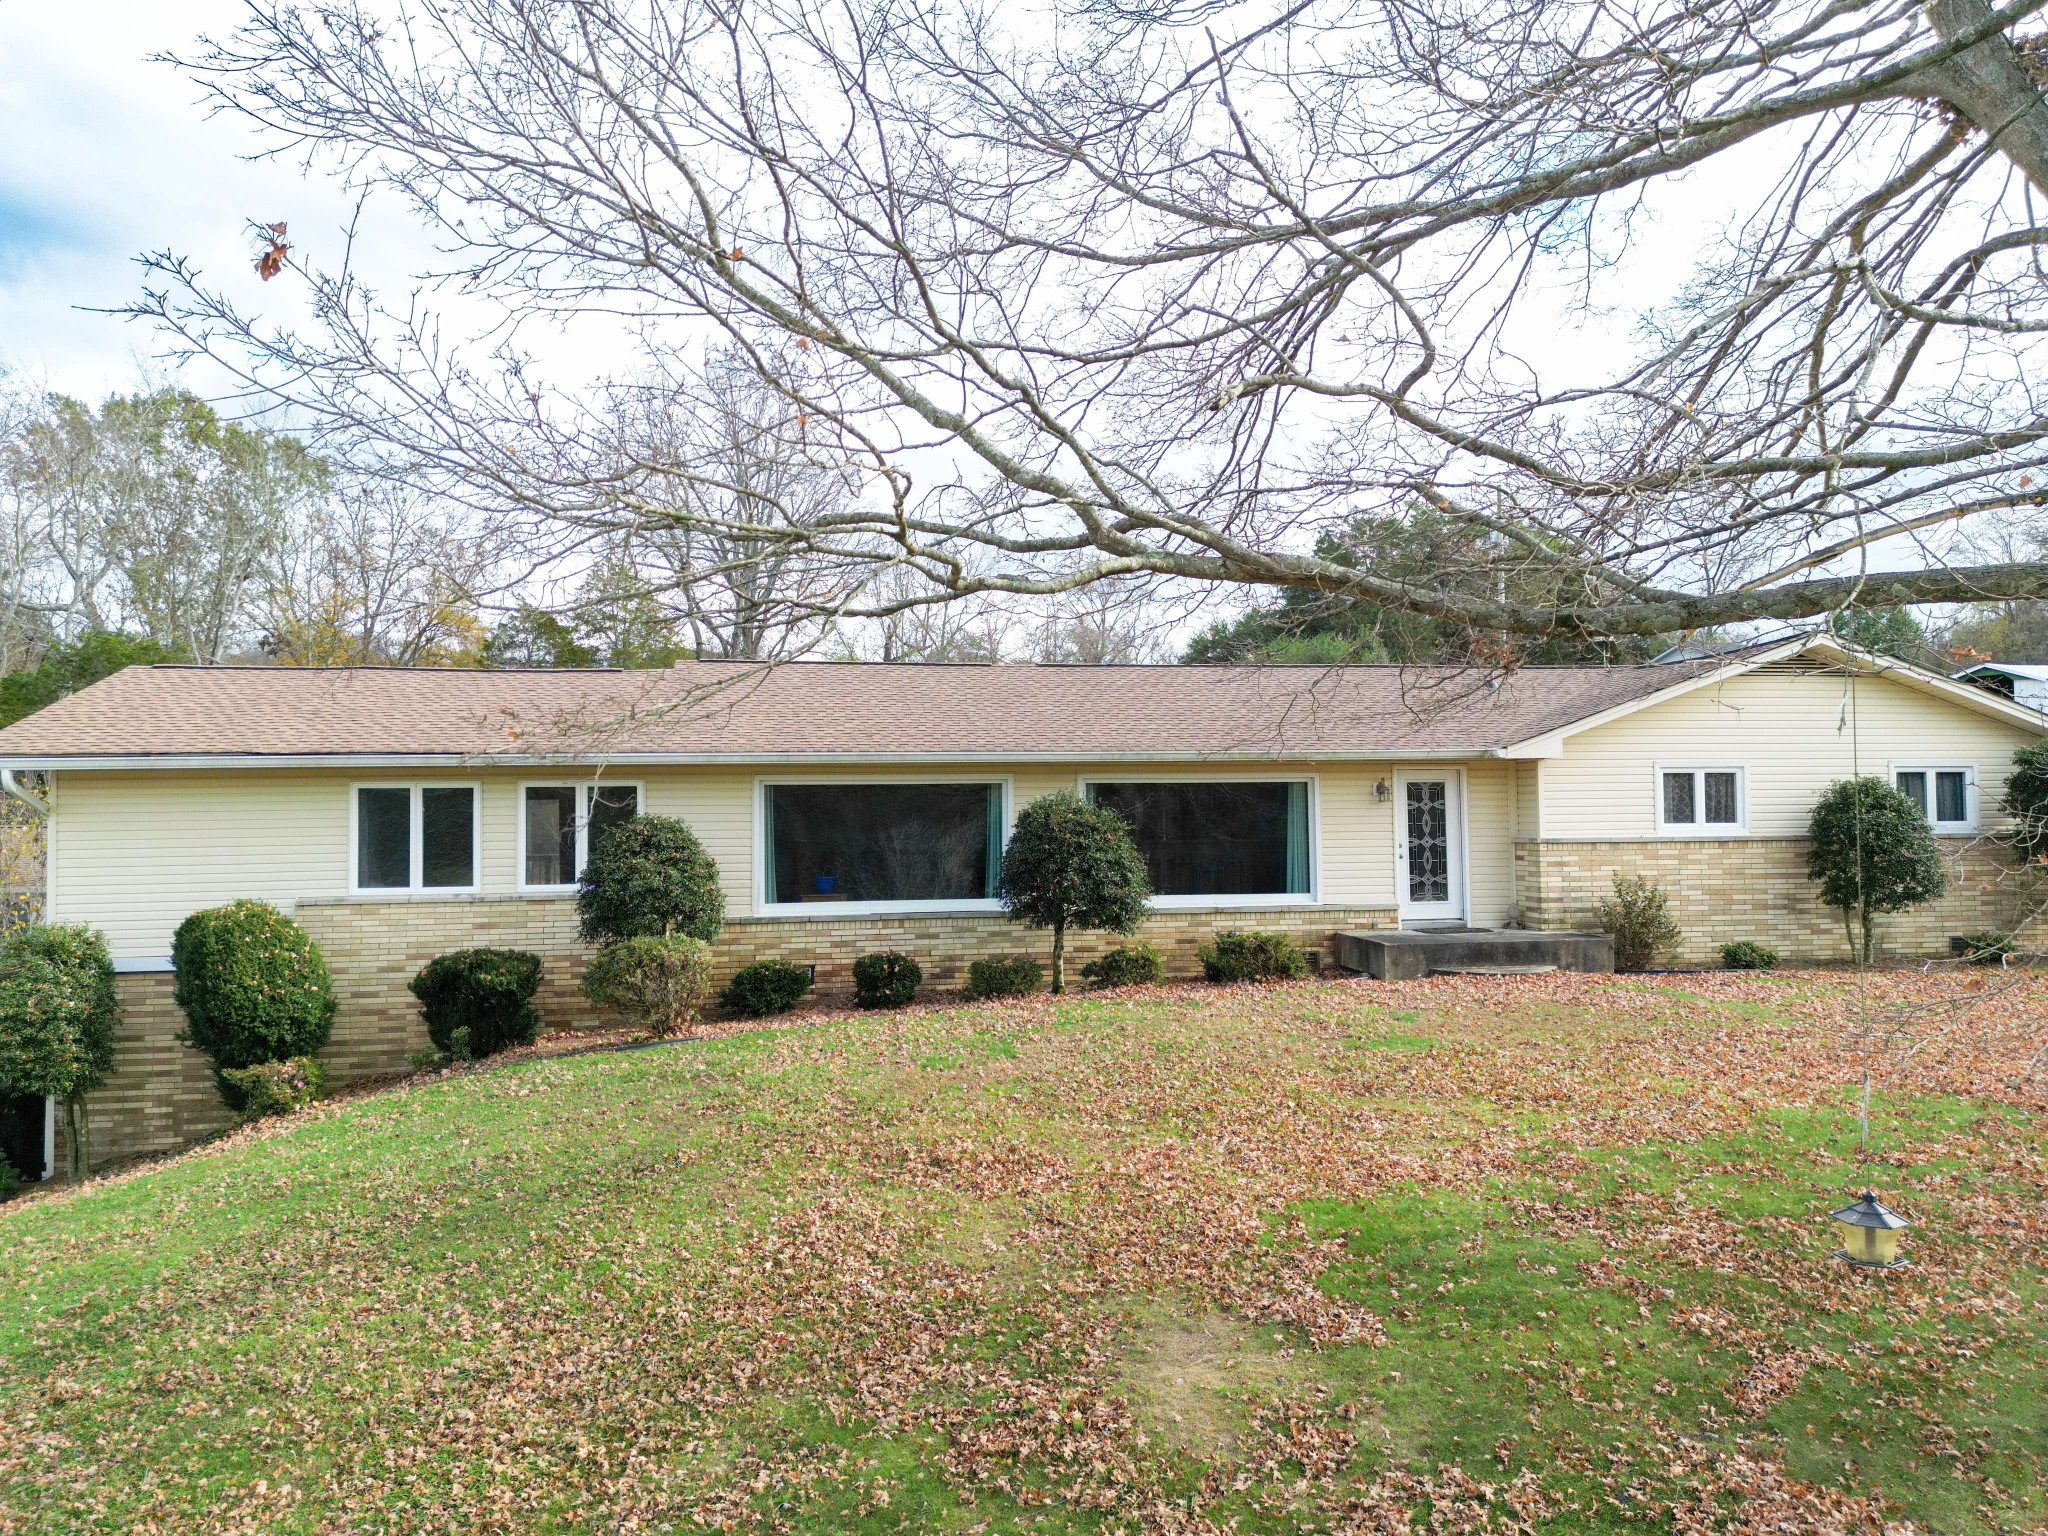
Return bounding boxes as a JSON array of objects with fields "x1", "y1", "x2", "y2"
[{"x1": 2, "y1": 970, "x2": 2045, "y2": 1535}]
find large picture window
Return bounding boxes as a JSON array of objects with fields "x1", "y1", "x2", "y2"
[
  {"x1": 522, "y1": 782, "x2": 642, "y2": 888},
  {"x1": 353, "y1": 784, "x2": 479, "y2": 893},
  {"x1": 1084, "y1": 780, "x2": 1313, "y2": 901},
  {"x1": 762, "y1": 782, "x2": 1004, "y2": 909}
]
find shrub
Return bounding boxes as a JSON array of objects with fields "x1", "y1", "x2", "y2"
[
  {"x1": 0, "y1": 924, "x2": 121, "y2": 1177},
  {"x1": 0, "y1": 1155, "x2": 18, "y2": 1202},
  {"x1": 582, "y1": 934, "x2": 715, "y2": 1036},
  {"x1": 997, "y1": 791, "x2": 1151, "y2": 992},
  {"x1": 851, "y1": 950, "x2": 923, "y2": 1009},
  {"x1": 1720, "y1": 939, "x2": 1780, "y2": 972},
  {"x1": 963, "y1": 957, "x2": 1044, "y2": 1000},
  {"x1": 217, "y1": 1056, "x2": 328, "y2": 1121},
  {"x1": 578, "y1": 815, "x2": 724, "y2": 944},
  {"x1": 409, "y1": 949, "x2": 543, "y2": 1059},
  {"x1": 1596, "y1": 875, "x2": 1682, "y2": 972},
  {"x1": 1959, "y1": 930, "x2": 2016, "y2": 966},
  {"x1": 2004, "y1": 740, "x2": 2048, "y2": 863},
  {"x1": 172, "y1": 901, "x2": 335, "y2": 1081},
  {"x1": 719, "y1": 959, "x2": 812, "y2": 1018},
  {"x1": 1080, "y1": 942, "x2": 1164, "y2": 989},
  {"x1": 1199, "y1": 930, "x2": 1309, "y2": 984},
  {"x1": 1807, "y1": 778, "x2": 1946, "y2": 963}
]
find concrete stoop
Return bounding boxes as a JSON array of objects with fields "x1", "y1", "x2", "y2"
[{"x1": 1333, "y1": 928, "x2": 1616, "y2": 981}]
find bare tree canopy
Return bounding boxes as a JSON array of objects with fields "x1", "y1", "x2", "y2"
[{"x1": 132, "y1": 0, "x2": 2048, "y2": 645}]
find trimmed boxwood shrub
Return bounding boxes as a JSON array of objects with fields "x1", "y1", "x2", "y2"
[
  {"x1": 851, "y1": 950, "x2": 922, "y2": 1009},
  {"x1": 1199, "y1": 930, "x2": 1308, "y2": 984},
  {"x1": 218, "y1": 1056, "x2": 328, "y2": 1121},
  {"x1": 409, "y1": 949, "x2": 543, "y2": 1059},
  {"x1": 582, "y1": 934, "x2": 715, "y2": 1036},
  {"x1": 963, "y1": 957, "x2": 1043, "y2": 1000},
  {"x1": 720, "y1": 959, "x2": 812, "y2": 1018},
  {"x1": 1080, "y1": 942, "x2": 1163, "y2": 989},
  {"x1": 578, "y1": 815, "x2": 724, "y2": 944},
  {"x1": 1959, "y1": 930, "x2": 2016, "y2": 965},
  {"x1": 1720, "y1": 939, "x2": 1780, "y2": 972},
  {"x1": 172, "y1": 901, "x2": 335, "y2": 1094}
]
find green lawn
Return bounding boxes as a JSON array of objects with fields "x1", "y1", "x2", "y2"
[{"x1": 3, "y1": 970, "x2": 2045, "y2": 1535}]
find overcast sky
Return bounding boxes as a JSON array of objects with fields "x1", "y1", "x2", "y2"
[{"x1": 0, "y1": 1, "x2": 423, "y2": 403}]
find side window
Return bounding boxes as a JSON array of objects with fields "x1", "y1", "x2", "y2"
[
  {"x1": 1894, "y1": 767, "x2": 1975, "y2": 832},
  {"x1": 355, "y1": 785, "x2": 478, "y2": 892},
  {"x1": 1657, "y1": 768, "x2": 1744, "y2": 834},
  {"x1": 522, "y1": 783, "x2": 642, "y2": 888}
]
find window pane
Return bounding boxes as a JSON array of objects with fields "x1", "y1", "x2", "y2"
[
  {"x1": 768, "y1": 783, "x2": 996, "y2": 904},
  {"x1": 1662, "y1": 772, "x2": 1695, "y2": 826},
  {"x1": 1088, "y1": 781, "x2": 1307, "y2": 897},
  {"x1": 585, "y1": 785, "x2": 639, "y2": 870},
  {"x1": 421, "y1": 787, "x2": 475, "y2": 888},
  {"x1": 1703, "y1": 772, "x2": 1739, "y2": 825},
  {"x1": 357, "y1": 787, "x2": 411, "y2": 889},
  {"x1": 1895, "y1": 771, "x2": 1927, "y2": 815},
  {"x1": 524, "y1": 786, "x2": 576, "y2": 885},
  {"x1": 1935, "y1": 771, "x2": 1968, "y2": 824}
]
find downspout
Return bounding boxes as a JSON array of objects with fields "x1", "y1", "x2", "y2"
[{"x1": 1, "y1": 767, "x2": 46, "y2": 817}]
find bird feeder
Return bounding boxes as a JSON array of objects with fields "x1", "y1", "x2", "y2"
[{"x1": 1831, "y1": 1191, "x2": 1910, "y2": 1270}]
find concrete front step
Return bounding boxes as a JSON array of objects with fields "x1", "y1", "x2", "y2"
[{"x1": 1333, "y1": 928, "x2": 1614, "y2": 981}]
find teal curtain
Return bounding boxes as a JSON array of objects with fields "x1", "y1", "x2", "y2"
[
  {"x1": 985, "y1": 785, "x2": 1005, "y2": 899},
  {"x1": 1285, "y1": 781, "x2": 1311, "y2": 894}
]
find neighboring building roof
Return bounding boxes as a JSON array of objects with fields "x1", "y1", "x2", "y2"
[
  {"x1": 1954, "y1": 662, "x2": 2048, "y2": 682},
  {"x1": 0, "y1": 636, "x2": 2034, "y2": 767}
]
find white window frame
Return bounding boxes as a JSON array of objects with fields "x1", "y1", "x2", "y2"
[
  {"x1": 1078, "y1": 772, "x2": 1322, "y2": 910},
  {"x1": 348, "y1": 781, "x2": 484, "y2": 896},
  {"x1": 1654, "y1": 764, "x2": 1748, "y2": 837},
  {"x1": 753, "y1": 775, "x2": 1013, "y2": 918},
  {"x1": 1890, "y1": 763, "x2": 1978, "y2": 834},
  {"x1": 517, "y1": 779, "x2": 647, "y2": 892}
]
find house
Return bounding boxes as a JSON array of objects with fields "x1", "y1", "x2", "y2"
[
  {"x1": 1954, "y1": 660, "x2": 2048, "y2": 714},
  {"x1": 0, "y1": 630, "x2": 2043, "y2": 1175}
]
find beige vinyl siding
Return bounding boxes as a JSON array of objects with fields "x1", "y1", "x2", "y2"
[
  {"x1": 1514, "y1": 760, "x2": 1541, "y2": 840},
  {"x1": 1464, "y1": 760, "x2": 1515, "y2": 926},
  {"x1": 50, "y1": 758, "x2": 1438, "y2": 960},
  {"x1": 1541, "y1": 670, "x2": 2042, "y2": 841}
]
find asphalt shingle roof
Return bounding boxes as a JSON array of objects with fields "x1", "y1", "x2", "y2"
[{"x1": 0, "y1": 656, "x2": 1747, "y2": 763}]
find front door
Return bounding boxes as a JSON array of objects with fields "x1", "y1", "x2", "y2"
[{"x1": 1395, "y1": 772, "x2": 1465, "y2": 923}]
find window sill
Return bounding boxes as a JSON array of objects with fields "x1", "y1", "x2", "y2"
[
  {"x1": 753, "y1": 899, "x2": 1006, "y2": 920},
  {"x1": 1147, "y1": 894, "x2": 1321, "y2": 910}
]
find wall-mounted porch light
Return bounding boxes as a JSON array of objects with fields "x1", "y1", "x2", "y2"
[
  {"x1": 1831, "y1": 1191, "x2": 1910, "y2": 1270},
  {"x1": 1373, "y1": 777, "x2": 1392, "y2": 802}
]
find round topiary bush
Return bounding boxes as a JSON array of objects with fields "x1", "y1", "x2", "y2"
[
  {"x1": 1807, "y1": 777, "x2": 1945, "y2": 963},
  {"x1": 962, "y1": 956, "x2": 1044, "y2": 1000},
  {"x1": 1720, "y1": 939, "x2": 1780, "y2": 972},
  {"x1": 1080, "y1": 942, "x2": 1163, "y2": 989},
  {"x1": 409, "y1": 948, "x2": 544, "y2": 1059},
  {"x1": 172, "y1": 900, "x2": 336, "y2": 1075},
  {"x1": 719, "y1": 959, "x2": 812, "y2": 1018},
  {"x1": 1198, "y1": 930, "x2": 1309, "y2": 984},
  {"x1": 578, "y1": 815, "x2": 725, "y2": 944},
  {"x1": 997, "y1": 791, "x2": 1151, "y2": 992},
  {"x1": 851, "y1": 950, "x2": 922, "y2": 1009},
  {"x1": 582, "y1": 934, "x2": 714, "y2": 1037}
]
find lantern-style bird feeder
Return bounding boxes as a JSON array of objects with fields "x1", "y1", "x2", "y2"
[{"x1": 1831, "y1": 1191, "x2": 1910, "y2": 1270}]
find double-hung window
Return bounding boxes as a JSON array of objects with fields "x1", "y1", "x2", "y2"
[
  {"x1": 353, "y1": 784, "x2": 480, "y2": 893},
  {"x1": 522, "y1": 782, "x2": 643, "y2": 889},
  {"x1": 760, "y1": 780, "x2": 1007, "y2": 913},
  {"x1": 1656, "y1": 767, "x2": 1744, "y2": 835},
  {"x1": 1894, "y1": 765, "x2": 1975, "y2": 833},
  {"x1": 1082, "y1": 779, "x2": 1315, "y2": 905}
]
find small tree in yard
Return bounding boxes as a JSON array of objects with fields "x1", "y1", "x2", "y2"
[
  {"x1": 0, "y1": 925, "x2": 119, "y2": 1177},
  {"x1": 996, "y1": 792, "x2": 1150, "y2": 993},
  {"x1": 1808, "y1": 778, "x2": 1946, "y2": 964},
  {"x1": 578, "y1": 815, "x2": 724, "y2": 943},
  {"x1": 2004, "y1": 741, "x2": 2048, "y2": 865}
]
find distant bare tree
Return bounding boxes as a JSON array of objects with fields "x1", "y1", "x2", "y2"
[{"x1": 136, "y1": 0, "x2": 2048, "y2": 650}]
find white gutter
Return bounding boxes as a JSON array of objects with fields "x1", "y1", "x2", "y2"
[
  {"x1": 0, "y1": 767, "x2": 45, "y2": 816},
  {"x1": 0, "y1": 747, "x2": 1507, "y2": 772}
]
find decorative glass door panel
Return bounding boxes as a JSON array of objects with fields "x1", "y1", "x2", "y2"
[{"x1": 1395, "y1": 773, "x2": 1464, "y2": 920}]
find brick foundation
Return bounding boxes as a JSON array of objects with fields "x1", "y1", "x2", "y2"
[
  {"x1": 1513, "y1": 838, "x2": 2048, "y2": 965},
  {"x1": 68, "y1": 899, "x2": 1394, "y2": 1173}
]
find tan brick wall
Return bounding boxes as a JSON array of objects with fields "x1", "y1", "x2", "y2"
[
  {"x1": 70, "y1": 898, "x2": 1395, "y2": 1172},
  {"x1": 1514, "y1": 838, "x2": 2048, "y2": 965}
]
